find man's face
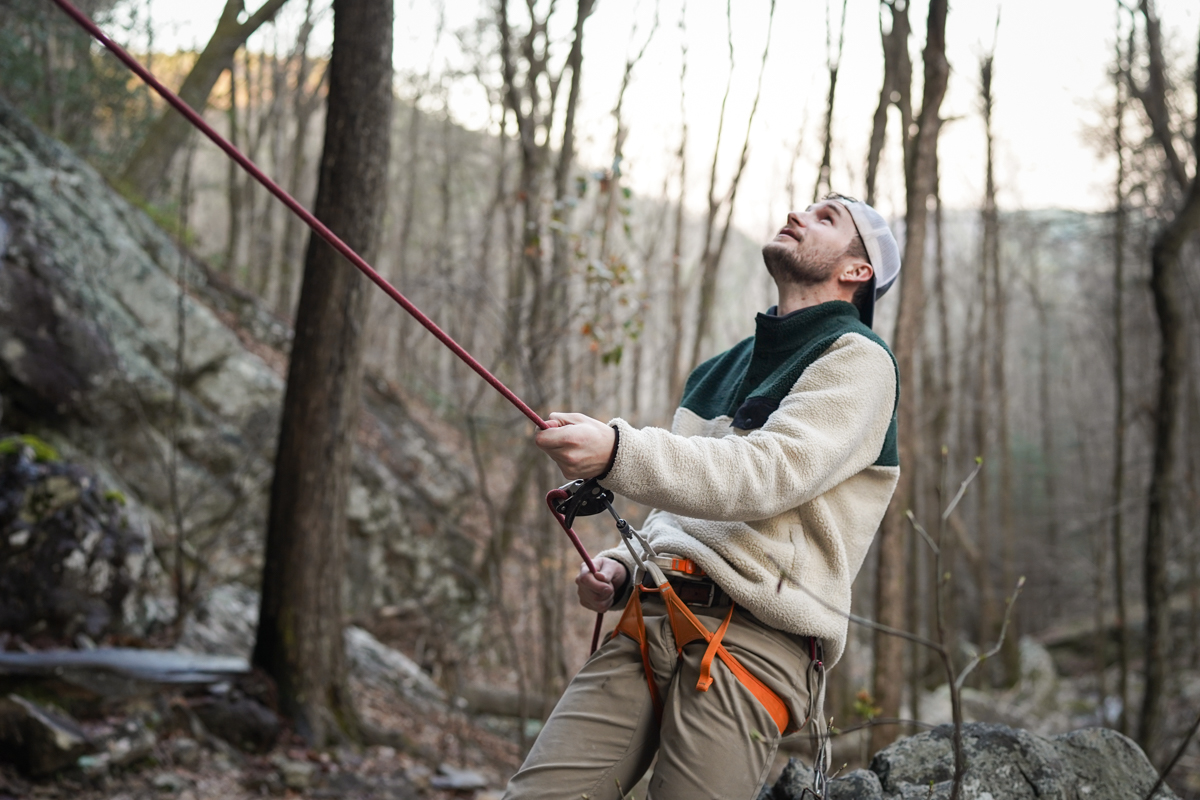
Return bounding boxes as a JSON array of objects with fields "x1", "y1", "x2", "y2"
[{"x1": 761, "y1": 200, "x2": 859, "y2": 286}]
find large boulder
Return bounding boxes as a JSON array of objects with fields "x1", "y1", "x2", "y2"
[
  {"x1": 0, "y1": 440, "x2": 169, "y2": 640},
  {"x1": 0, "y1": 96, "x2": 484, "y2": 645},
  {"x1": 0, "y1": 694, "x2": 95, "y2": 776},
  {"x1": 765, "y1": 723, "x2": 1176, "y2": 799}
]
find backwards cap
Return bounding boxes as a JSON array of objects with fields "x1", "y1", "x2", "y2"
[{"x1": 834, "y1": 196, "x2": 901, "y2": 329}]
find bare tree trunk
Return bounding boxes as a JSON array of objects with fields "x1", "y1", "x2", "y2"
[
  {"x1": 497, "y1": 0, "x2": 595, "y2": 701},
  {"x1": 978, "y1": 42, "x2": 1019, "y2": 686},
  {"x1": 865, "y1": 0, "x2": 911, "y2": 206},
  {"x1": 870, "y1": 0, "x2": 948, "y2": 756},
  {"x1": 223, "y1": 60, "x2": 243, "y2": 277},
  {"x1": 1187, "y1": 372, "x2": 1200, "y2": 670},
  {"x1": 252, "y1": 0, "x2": 393, "y2": 746},
  {"x1": 1132, "y1": 0, "x2": 1199, "y2": 756},
  {"x1": 667, "y1": 4, "x2": 690, "y2": 406},
  {"x1": 275, "y1": 0, "x2": 326, "y2": 318},
  {"x1": 1110, "y1": 21, "x2": 1132, "y2": 732},
  {"x1": 120, "y1": 0, "x2": 291, "y2": 200},
  {"x1": 690, "y1": 0, "x2": 775, "y2": 370},
  {"x1": 1188, "y1": 370, "x2": 1200, "y2": 669},
  {"x1": 812, "y1": 0, "x2": 848, "y2": 203}
]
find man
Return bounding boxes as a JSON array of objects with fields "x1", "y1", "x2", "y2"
[{"x1": 508, "y1": 194, "x2": 901, "y2": 800}]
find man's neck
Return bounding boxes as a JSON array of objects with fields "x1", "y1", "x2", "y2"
[{"x1": 774, "y1": 281, "x2": 850, "y2": 317}]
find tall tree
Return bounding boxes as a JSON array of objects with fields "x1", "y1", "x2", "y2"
[
  {"x1": 1109, "y1": 10, "x2": 1132, "y2": 734},
  {"x1": 120, "y1": 0, "x2": 291, "y2": 200},
  {"x1": 666, "y1": 2, "x2": 691, "y2": 405},
  {"x1": 689, "y1": 0, "x2": 775, "y2": 370},
  {"x1": 1129, "y1": 0, "x2": 1200, "y2": 755},
  {"x1": 864, "y1": 0, "x2": 912, "y2": 206},
  {"x1": 252, "y1": 0, "x2": 393, "y2": 745},
  {"x1": 812, "y1": 0, "x2": 849, "y2": 202},
  {"x1": 870, "y1": 0, "x2": 949, "y2": 755},
  {"x1": 978, "y1": 31, "x2": 1020, "y2": 686},
  {"x1": 496, "y1": 0, "x2": 597, "y2": 699}
]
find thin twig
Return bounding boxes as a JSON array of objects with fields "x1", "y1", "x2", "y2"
[
  {"x1": 768, "y1": 555, "x2": 945, "y2": 653},
  {"x1": 1143, "y1": 705, "x2": 1200, "y2": 800},
  {"x1": 906, "y1": 509, "x2": 940, "y2": 555},
  {"x1": 955, "y1": 576, "x2": 1026, "y2": 691},
  {"x1": 942, "y1": 459, "x2": 983, "y2": 522}
]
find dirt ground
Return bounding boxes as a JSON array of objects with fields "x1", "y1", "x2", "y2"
[{"x1": 0, "y1": 676, "x2": 525, "y2": 800}]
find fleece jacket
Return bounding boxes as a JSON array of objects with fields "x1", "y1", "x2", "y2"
[{"x1": 599, "y1": 300, "x2": 899, "y2": 666}]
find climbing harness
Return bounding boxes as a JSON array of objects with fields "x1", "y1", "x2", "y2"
[
  {"x1": 562, "y1": 477, "x2": 833, "y2": 795},
  {"x1": 51, "y1": 5, "x2": 833, "y2": 789}
]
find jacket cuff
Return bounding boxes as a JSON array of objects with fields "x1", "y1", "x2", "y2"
[{"x1": 596, "y1": 423, "x2": 620, "y2": 481}]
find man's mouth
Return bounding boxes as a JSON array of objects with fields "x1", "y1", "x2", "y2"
[{"x1": 778, "y1": 227, "x2": 802, "y2": 243}]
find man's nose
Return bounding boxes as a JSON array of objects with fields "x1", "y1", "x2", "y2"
[{"x1": 787, "y1": 210, "x2": 810, "y2": 228}]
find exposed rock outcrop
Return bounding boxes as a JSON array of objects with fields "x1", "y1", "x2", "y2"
[
  {"x1": 763, "y1": 723, "x2": 1176, "y2": 800},
  {"x1": 0, "y1": 440, "x2": 168, "y2": 640},
  {"x1": 0, "y1": 96, "x2": 484, "y2": 647}
]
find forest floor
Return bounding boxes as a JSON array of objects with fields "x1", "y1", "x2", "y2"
[{"x1": 0, "y1": 674, "x2": 525, "y2": 800}]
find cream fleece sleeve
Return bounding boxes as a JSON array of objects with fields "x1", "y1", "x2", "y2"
[{"x1": 602, "y1": 334, "x2": 896, "y2": 523}]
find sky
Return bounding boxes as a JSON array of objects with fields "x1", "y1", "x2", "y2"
[{"x1": 136, "y1": 0, "x2": 1199, "y2": 239}]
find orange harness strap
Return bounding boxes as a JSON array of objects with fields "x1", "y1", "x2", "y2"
[
  {"x1": 611, "y1": 585, "x2": 790, "y2": 734},
  {"x1": 613, "y1": 584, "x2": 663, "y2": 717}
]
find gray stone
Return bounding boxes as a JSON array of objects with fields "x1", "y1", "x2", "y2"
[
  {"x1": 189, "y1": 692, "x2": 279, "y2": 754},
  {"x1": 430, "y1": 764, "x2": 488, "y2": 791},
  {"x1": 764, "y1": 723, "x2": 1176, "y2": 800},
  {"x1": 0, "y1": 450, "x2": 167, "y2": 642},
  {"x1": 827, "y1": 769, "x2": 884, "y2": 800},
  {"x1": 106, "y1": 720, "x2": 157, "y2": 767},
  {"x1": 152, "y1": 772, "x2": 190, "y2": 794},
  {"x1": 0, "y1": 694, "x2": 95, "y2": 776},
  {"x1": 345, "y1": 625, "x2": 446, "y2": 708},
  {"x1": 277, "y1": 758, "x2": 317, "y2": 790},
  {"x1": 762, "y1": 758, "x2": 816, "y2": 799},
  {"x1": 167, "y1": 737, "x2": 202, "y2": 769},
  {"x1": 176, "y1": 583, "x2": 259, "y2": 659}
]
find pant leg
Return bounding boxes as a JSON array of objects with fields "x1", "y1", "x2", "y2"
[
  {"x1": 505, "y1": 599, "x2": 812, "y2": 800},
  {"x1": 644, "y1": 602, "x2": 813, "y2": 800},
  {"x1": 503, "y1": 614, "x2": 680, "y2": 800}
]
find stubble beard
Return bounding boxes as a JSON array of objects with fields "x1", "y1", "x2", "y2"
[{"x1": 761, "y1": 239, "x2": 841, "y2": 287}]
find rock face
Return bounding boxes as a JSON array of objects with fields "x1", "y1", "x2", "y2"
[
  {"x1": 0, "y1": 97, "x2": 484, "y2": 646},
  {"x1": 764, "y1": 723, "x2": 1176, "y2": 800},
  {"x1": 0, "y1": 441, "x2": 167, "y2": 640}
]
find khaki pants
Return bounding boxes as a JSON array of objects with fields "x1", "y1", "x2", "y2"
[{"x1": 503, "y1": 595, "x2": 814, "y2": 800}]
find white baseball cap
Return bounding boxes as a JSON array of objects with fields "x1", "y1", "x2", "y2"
[{"x1": 834, "y1": 196, "x2": 901, "y2": 329}]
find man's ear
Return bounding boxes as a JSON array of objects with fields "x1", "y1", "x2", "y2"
[{"x1": 840, "y1": 260, "x2": 873, "y2": 287}]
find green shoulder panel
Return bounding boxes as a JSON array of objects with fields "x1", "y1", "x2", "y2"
[
  {"x1": 679, "y1": 302, "x2": 899, "y2": 467},
  {"x1": 679, "y1": 337, "x2": 754, "y2": 420}
]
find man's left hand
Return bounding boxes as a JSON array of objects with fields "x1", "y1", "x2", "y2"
[{"x1": 535, "y1": 412, "x2": 616, "y2": 480}]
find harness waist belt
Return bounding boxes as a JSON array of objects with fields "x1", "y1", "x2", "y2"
[
  {"x1": 611, "y1": 584, "x2": 796, "y2": 734},
  {"x1": 642, "y1": 573, "x2": 729, "y2": 608}
]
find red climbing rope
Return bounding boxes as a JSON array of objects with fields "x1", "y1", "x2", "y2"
[{"x1": 50, "y1": 0, "x2": 609, "y2": 651}]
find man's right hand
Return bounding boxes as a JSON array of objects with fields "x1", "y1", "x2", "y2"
[{"x1": 576, "y1": 557, "x2": 628, "y2": 613}]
